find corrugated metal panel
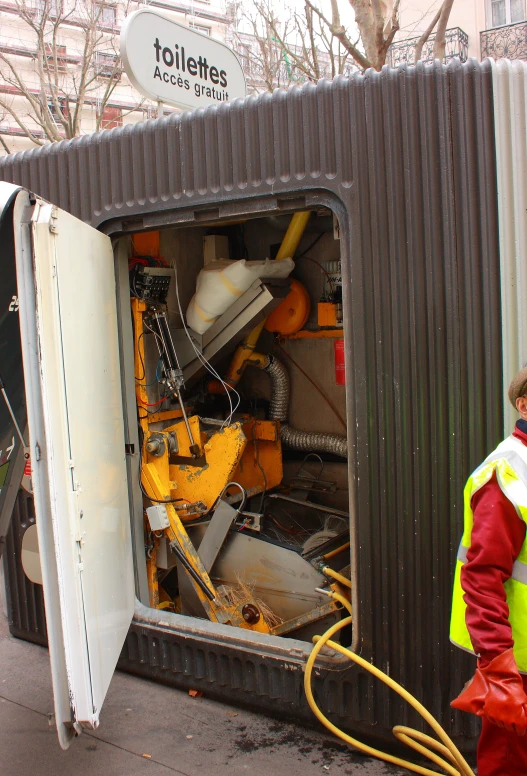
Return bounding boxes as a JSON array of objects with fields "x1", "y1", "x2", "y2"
[
  {"x1": 491, "y1": 59, "x2": 527, "y2": 432},
  {"x1": 344, "y1": 59, "x2": 500, "y2": 740},
  {"x1": 0, "y1": 59, "x2": 501, "y2": 748}
]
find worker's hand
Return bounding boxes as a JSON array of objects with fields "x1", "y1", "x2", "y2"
[
  {"x1": 451, "y1": 648, "x2": 527, "y2": 735},
  {"x1": 451, "y1": 665, "x2": 489, "y2": 715},
  {"x1": 479, "y1": 648, "x2": 527, "y2": 735}
]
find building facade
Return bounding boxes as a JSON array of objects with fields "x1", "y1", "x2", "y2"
[
  {"x1": 390, "y1": 0, "x2": 527, "y2": 66},
  {"x1": 0, "y1": 0, "x2": 232, "y2": 154}
]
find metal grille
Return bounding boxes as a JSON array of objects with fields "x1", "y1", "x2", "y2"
[
  {"x1": 388, "y1": 27, "x2": 469, "y2": 67},
  {"x1": 481, "y1": 21, "x2": 527, "y2": 60}
]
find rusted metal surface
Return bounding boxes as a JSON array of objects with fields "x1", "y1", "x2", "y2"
[
  {"x1": 270, "y1": 600, "x2": 340, "y2": 637},
  {"x1": 0, "y1": 59, "x2": 501, "y2": 749}
]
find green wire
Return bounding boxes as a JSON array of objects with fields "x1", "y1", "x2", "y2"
[{"x1": 136, "y1": 359, "x2": 163, "y2": 387}]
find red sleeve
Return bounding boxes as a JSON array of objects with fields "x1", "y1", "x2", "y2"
[{"x1": 460, "y1": 471, "x2": 526, "y2": 666}]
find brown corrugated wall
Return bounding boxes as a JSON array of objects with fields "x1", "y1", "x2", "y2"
[{"x1": 1, "y1": 58, "x2": 501, "y2": 744}]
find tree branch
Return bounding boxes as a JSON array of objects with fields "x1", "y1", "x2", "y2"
[
  {"x1": 415, "y1": 5, "x2": 442, "y2": 62},
  {"x1": 0, "y1": 133, "x2": 11, "y2": 154},
  {"x1": 306, "y1": 0, "x2": 372, "y2": 70}
]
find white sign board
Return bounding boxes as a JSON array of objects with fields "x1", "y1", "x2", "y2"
[{"x1": 120, "y1": 9, "x2": 246, "y2": 111}]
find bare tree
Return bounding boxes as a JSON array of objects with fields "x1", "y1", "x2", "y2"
[
  {"x1": 0, "y1": 0, "x2": 143, "y2": 149},
  {"x1": 230, "y1": 0, "x2": 356, "y2": 94},
  {"x1": 303, "y1": 0, "x2": 456, "y2": 71}
]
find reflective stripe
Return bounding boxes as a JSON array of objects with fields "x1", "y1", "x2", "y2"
[
  {"x1": 457, "y1": 542, "x2": 527, "y2": 584},
  {"x1": 482, "y1": 446, "x2": 527, "y2": 492}
]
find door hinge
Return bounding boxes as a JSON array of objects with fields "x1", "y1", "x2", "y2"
[{"x1": 49, "y1": 206, "x2": 58, "y2": 234}]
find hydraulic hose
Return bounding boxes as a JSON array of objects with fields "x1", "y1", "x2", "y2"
[
  {"x1": 260, "y1": 356, "x2": 348, "y2": 458},
  {"x1": 304, "y1": 591, "x2": 475, "y2": 776}
]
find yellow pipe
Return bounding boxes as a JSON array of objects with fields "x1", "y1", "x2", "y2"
[
  {"x1": 221, "y1": 211, "x2": 311, "y2": 389},
  {"x1": 304, "y1": 593, "x2": 475, "y2": 776},
  {"x1": 275, "y1": 211, "x2": 312, "y2": 261},
  {"x1": 322, "y1": 542, "x2": 350, "y2": 561},
  {"x1": 323, "y1": 566, "x2": 352, "y2": 589}
]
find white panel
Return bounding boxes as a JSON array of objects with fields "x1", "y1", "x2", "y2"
[
  {"x1": 492, "y1": 59, "x2": 527, "y2": 433},
  {"x1": 14, "y1": 198, "x2": 134, "y2": 747}
]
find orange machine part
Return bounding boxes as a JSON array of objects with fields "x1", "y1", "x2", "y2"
[
  {"x1": 232, "y1": 419, "x2": 283, "y2": 498},
  {"x1": 265, "y1": 279, "x2": 311, "y2": 335},
  {"x1": 133, "y1": 231, "x2": 160, "y2": 257},
  {"x1": 317, "y1": 301, "x2": 338, "y2": 328}
]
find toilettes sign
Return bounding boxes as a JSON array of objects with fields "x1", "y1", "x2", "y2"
[{"x1": 120, "y1": 9, "x2": 247, "y2": 111}]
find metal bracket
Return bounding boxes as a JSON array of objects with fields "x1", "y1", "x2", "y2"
[{"x1": 49, "y1": 206, "x2": 59, "y2": 234}]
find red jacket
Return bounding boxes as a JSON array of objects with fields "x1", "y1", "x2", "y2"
[{"x1": 461, "y1": 422, "x2": 527, "y2": 666}]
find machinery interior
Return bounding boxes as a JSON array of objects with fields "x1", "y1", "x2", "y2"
[{"x1": 120, "y1": 206, "x2": 352, "y2": 644}]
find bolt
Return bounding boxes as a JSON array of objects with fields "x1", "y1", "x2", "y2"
[{"x1": 241, "y1": 603, "x2": 261, "y2": 624}]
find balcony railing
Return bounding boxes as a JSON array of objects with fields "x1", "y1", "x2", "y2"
[
  {"x1": 481, "y1": 21, "x2": 527, "y2": 60},
  {"x1": 388, "y1": 27, "x2": 469, "y2": 67}
]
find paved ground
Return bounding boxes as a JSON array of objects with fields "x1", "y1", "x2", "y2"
[{"x1": 0, "y1": 610, "x2": 410, "y2": 776}]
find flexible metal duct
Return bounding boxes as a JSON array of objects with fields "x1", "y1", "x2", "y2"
[{"x1": 260, "y1": 356, "x2": 347, "y2": 458}]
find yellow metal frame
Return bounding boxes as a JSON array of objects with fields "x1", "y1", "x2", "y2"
[
  {"x1": 281, "y1": 329, "x2": 344, "y2": 340},
  {"x1": 133, "y1": 295, "x2": 270, "y2": 632}
]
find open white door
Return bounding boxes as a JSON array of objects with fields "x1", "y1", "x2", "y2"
[{"x1": 11, "y1": 187, "x2": 135, "y2": 749}]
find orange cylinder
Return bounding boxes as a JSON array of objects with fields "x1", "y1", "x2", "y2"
[{"x1": 265, "y1": 279, "x2": 311, "y2": 336}]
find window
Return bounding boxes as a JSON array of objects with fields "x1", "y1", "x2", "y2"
[
  {"x1": 96, "y1": 2, "x2": 117, "y2": 27},
  {"x1": 48, "y1": 96, "x2": 68, "y2": 122},
  {"x1": 189, "y1": 22, "x2": 211, "y2": 36},
  {"x1": 95, "y1": 52, "x2": 120, "y2": 79},
  {"x1": 490, "y1": 0, "x2": 526, "y2": 26},
  {"x1": 35, "y1": 0, "x2": 60, "y2": 17},
  {"x1": 100, "y1": 106, "x2": 122, "y2": 129},
  {"x1": 43, "y1": 43, "x2": 67, "y2": 72}
]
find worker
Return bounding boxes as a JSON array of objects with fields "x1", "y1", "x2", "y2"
[{"x1": 450, "y1": 367, "x2": 527, "y2": 776}]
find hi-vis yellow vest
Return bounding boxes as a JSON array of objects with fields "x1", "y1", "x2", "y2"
[{"x1": 450, "y1": 435, "x2": 527, "y2": 673}]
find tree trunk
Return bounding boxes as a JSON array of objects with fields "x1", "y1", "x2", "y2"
[
  {"x1": 414, "y1": 6, "x2": 442, "y2": 63},
  {"x1": 433, "y1": 0, "x2": 455, "y2": 61}
]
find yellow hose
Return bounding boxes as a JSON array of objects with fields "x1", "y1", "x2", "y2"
[
  {"x1": 322, "y1": 566, "x2": 352, "y2": 588},
  {"x1": 304, "y1": 592, "x2": 475, "y2": 776}
]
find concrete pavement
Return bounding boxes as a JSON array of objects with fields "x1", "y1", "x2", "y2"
[{"x1": 0, "y1": 610, "x2": 406, "y2": 776}]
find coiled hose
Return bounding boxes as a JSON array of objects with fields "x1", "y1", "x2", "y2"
[
  {"x1": 305, "y1": 584, "x2": 475, "y2": 776},
  {"x1": 260, "y1": 356, "x2": 348, "y2": 458}
]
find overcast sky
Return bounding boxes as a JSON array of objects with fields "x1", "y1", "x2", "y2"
[
  {"x1": 278, "y1": 0, "x2": 356, "y2": 26},
  {"x1": 232, "y1": 0, "x2": 359, "y2": 38}
]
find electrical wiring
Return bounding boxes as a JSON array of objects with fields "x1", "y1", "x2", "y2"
[
  {"x1": 275, "y1": 341, "x2": 347, "y2": 430},
  {"x1": 137, "y1": 394, "x2": 169, "y2": 408},
  {"x1": 143, "y1": 318, "x2": 170, "y2": 357},
  {"x1": 296, "y1": 232, "x2": 324, "y2": 258},
  {"x1": 135, "y1": 331, "x2": 151, "y2": 382},
  {"x1": 298, "y1": 255, "x2": 335, "y2": 295},
  {"x1": 171, "y1": 259, "x2": 241, "y2": 427},
  {"x1": 129, "y1": 255, "x2": 170, "y2": 299},
  {"x1": 136, "y1": 359, "x2": 163, "y2": 388}
]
